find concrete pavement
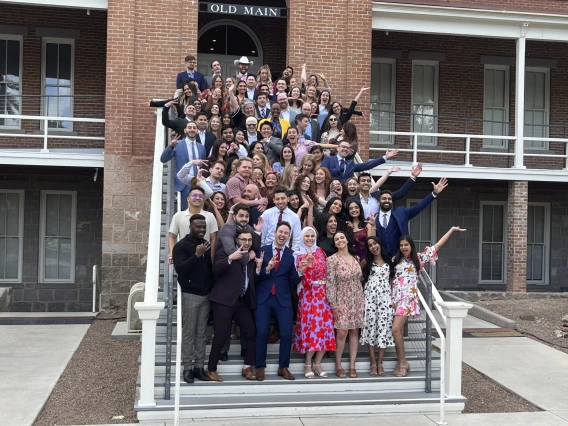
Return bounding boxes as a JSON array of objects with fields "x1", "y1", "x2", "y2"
[{"x1": 0, "y1": 322, "x2": 90, "y2": 426}]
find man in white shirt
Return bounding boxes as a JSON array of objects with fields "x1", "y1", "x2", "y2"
[
  {"x1": 245, "y1": 117, "x2": 259, "y2": 145},
  {"x1": 246, "y1": 75, "x2": 258, "y2": 100},
  {"x1": 204, "y1": 161, "x2": 226, "y2": 193},
  {"x1": 277, "y1": 93, "x2": 296, "y2": 125},
  {"x1": 168, "y1": 186, "x2": 218, "y2": 263},
  {"x1": 260, "y1": 187, "x2": 302, "y2": 252}
]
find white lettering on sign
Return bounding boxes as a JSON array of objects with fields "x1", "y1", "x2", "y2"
[{"x1": 206, "y1": 3, "x2": 284, "y2": 18}]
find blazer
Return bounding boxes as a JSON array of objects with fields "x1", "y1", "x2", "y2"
[
  {"x1": 256, "y1": 105, "x2": 271, "y2": 120},
  {"x1": 370, "y1": 178, "x2": 416, "y2": 202},
  {"x1": 197, "y1": 131, "x2": 217, "y2": 156},
  {"x1": 262, "y1": 137, "x2": 283, "y2": 164},
  {"x1": 176, "y1": 70, "x2": 207, "y2": 91},
  {"x1": 256, "y1": 245, "x2": 302, "y2": 307},
  {"x1": 211, "y1": 244, "x2": 257, "y2": 309},
  {"x1": 320, "y1": 155, "x2": 386, "y2": 182},
  {"x1": 162, "y1": 106, "x2": 189, "y2": 136},
  {"x1": 307, "y1": 119, "x2": 321, "y2": 144},
  {"x1": 246, "y1": 89, "x2": 259, "y2": 101},
  {"x1": 160, "y1": 139, "x2": 207, "y2": 191}
]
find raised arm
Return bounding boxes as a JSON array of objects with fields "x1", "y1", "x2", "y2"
[
  {"x1": 391, "y1": 163, "x2": 422, "y2": 201},
  {"x1": 432, "y1": 226, "x2": 466, "y2": 252},
  {"x1": 369, "y1": 166, "x2": 400, "y2": 193},
  {"x1": 301, "y1": 63, "x2": 307, "y2": 85}
]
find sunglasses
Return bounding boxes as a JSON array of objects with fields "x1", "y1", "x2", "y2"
[
  {"x1": 190, "y1": 193, "x2": 203, "y2": 199},
  {"x1": 329, "y1": 118, "x2": 338, "y2": 122}
]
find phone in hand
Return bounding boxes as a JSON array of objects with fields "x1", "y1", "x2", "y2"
[{"x1": 200, "y1": 168, "x2": 210, "y2": 178}]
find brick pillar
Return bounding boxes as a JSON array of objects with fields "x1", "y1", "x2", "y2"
[
  {"x1": 102, "y1": 0, "x2": 199, "y2": 312},
  {"x1": 286, "y1": 0, "x2": 372, "y2": 159},
  {"x1": 506, "y1": 180, "x2": 528, "y2": 292}
]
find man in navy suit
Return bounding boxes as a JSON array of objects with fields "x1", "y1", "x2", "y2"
[
  {"x1": 377, "y1": 177, "x2": 448, "y2": 257},
  {"x1": 254, "y1": 222, "x2": 303, "y2": 381},
  {"x1": 176, "y1": 55, "x2": 207, "y2": 91},
  {"x1": 195, "y1": 112, "x2": 216, "y2": 155},
  {"x1": 160, "y1": 121, "x2": 207, "y2": 210},
  {"x1": 320, "y1": 141, "x2": 398, "y2": 182}
]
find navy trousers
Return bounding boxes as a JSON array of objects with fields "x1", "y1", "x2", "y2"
[{"x1": 255, "y1": 294, "x2": 293, "y2": 369}]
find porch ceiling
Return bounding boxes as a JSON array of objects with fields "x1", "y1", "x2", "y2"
[
  {"x1": 373, "y1": 2, "x2": 568, "y2": 42},
  {"x1": 1, "y1": 0, "x2": 107, "y2": 10}
]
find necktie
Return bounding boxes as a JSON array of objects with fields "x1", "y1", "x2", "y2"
[
  {"x1": 382, "y1": 213, "x2": 388, "y2": 228},
  {"x1": 241, "y1": 265, "x2": 247, "y2": 297},
  {"x1": 191, "y1": 141, "x2": 199, "y2": 177},
  {"x1": 277, "y1": 210, "x2": 284, "y2": 224},
  {"x1": 271, "y1": 248, "x2": 282, "y2": 295},
  {"x1": 339, "y1": 158, "x2": 345, "y2": 175},
  {"x1": 263, "y1": 108, "x2": 267, "y2": 118}
]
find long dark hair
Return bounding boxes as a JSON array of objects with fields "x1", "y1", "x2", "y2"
[
  {"x1": 333, "y1": 230, "x2": 357, "y2": 257},
  {"x1": 209, "y1": 139, "x2": 228, "y2": 163},
  {"x1": 346, "y1": 199, "x2": 366, "y2": 229},
  {"x1": 363, "y1": 236, "x2": 394, "y2": 281},
  {"x1": 324, "y1": 196, "x2": 345, "y2": 220},
  {"x1": 393, "y1": 235, "x2": 421, "y2": 275}
]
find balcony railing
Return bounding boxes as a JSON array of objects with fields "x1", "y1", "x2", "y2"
[{"x1": 0, "y1": 95, "x2": 105, "y2": 163}]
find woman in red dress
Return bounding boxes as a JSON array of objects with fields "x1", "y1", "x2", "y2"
[{"x1": 293, "y1": 226, "x2": 336, "y2": 378}]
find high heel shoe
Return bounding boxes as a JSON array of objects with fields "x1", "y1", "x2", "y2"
[
  {"x1": 394, "y1": 363, "x2": 410, "y2": 377},
  {"x1": 312, "y1": 364, "x2": 328, "y2": 378},
  {"x1": 377, "y1": 363, "x2": 385, "y2": 376},
  {"x1": 370, "y1": 363, "x2": 378, "y2": 377},
  {"x1": 304, "y1": 364, "x2": 315, "y2": 379}
]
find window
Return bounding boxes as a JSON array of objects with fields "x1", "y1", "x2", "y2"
[
  {"x1": 527, "y1": 203, "x2": 550, "y2": 284},
  {"x1": 42, "y1": 38, "x2": 74, "y2": 130},
  {"x1": 411, "y1": 61, "x2": 438, "y2": 145},
  {"x1": 0, "y1": 190, "x2": 24, "y2": 282},
  {"x1": 370, "y1": 58, "x2": 396, "y2": 145},
  {"x1": 0, "y1": 35, "x2": 22, "y2": 128},
  {"x1": 198, "y1": 24, "x2": 258, "y2": 57},
  {"x1": 524, "y1": 68, "x2": 550, "y2": 150},
  {"x1": 39, "y1": 191, "x2": 76, "y2": 283},
  {"x1": 479, "y1": 202, "x2": 507, "y2": 283},
  {"x1": 406, "y1": 199, "x2": 437, "y2": 281},
  {"x1": 483, "y1": 65, "x2": 510, "y2": 148}
]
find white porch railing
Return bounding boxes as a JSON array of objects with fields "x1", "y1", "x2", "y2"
[{"x1": 369, "y1": 131, "x2": 568, "y2": 170}]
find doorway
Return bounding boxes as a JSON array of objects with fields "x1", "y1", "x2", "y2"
[{"x1": 197, "y1": 20, "x2": 263, "y2": 79}]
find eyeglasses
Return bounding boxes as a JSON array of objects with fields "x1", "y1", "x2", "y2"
[
  {"x1": 190, "y1": 193, "x2": 203, "y2": 199},
  {"x1": 237, "y1": 238, "x2": 253, "y2": 243},
  {"x1": 247, "y1": 123, "x2": 256, "y2": 126}
]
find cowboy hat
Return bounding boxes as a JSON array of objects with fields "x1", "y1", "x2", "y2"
[{"x1": 234, "y1": 56, "x2": 254, "y2": 66}]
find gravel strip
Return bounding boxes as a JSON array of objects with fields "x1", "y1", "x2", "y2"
[
  {"x1": 33, "y1": 316, "x2": 140, "y2": 426},
  {"x1": 461, "y1": 363, "x2": 540, "y2": 413},
  {"x1": 476, "y1": 299, "x2": 568, "y2": 355}
]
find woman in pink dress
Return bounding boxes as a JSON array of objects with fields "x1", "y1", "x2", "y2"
[
  {"x1": 293, "y1": 226, "x2": 336, "y2": 378},
  {"x1": 391, "y1": 226, "x2": 466, "y2": 377}
]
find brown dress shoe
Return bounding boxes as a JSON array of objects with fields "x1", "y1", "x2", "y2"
[
  {"x1": 267, "y1": 330, "x2": 280, "y2": 344},
  {"x1": 277, "y1": 367, "x2": 295, "y2": 380},
  {"x1": 241, "y1": 367, "x2": 256, "y2": 380},
  {"x1": 205, "y1": 369, "x2": 223, "y2": 382},
  {"x1": 255, "y1": 367, "x2": 265, "y2": 381}
]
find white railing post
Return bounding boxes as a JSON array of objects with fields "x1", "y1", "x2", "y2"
[
  {"x1": 464, "y1": 137, "x2": 472, "y2": 166},
  {"x1": 135, "y1": 108, "x2": 167, "y2": 407},
  {"x1": 42, "y1": 117, "x2": 49, "y2": 153},
  {"x1": 412, "y1": 134, "x2": 418, "y2": 164},
  {"x1": 439, "y1": 301, "x2": 473, "y2": 398},
  {"x1": 513, "y1": 23, "x2": 528, "y2": 169}
]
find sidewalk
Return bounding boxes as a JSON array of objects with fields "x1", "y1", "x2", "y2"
[{"x1": 0, "y1": 315, "x2": 91, "y2": 426}]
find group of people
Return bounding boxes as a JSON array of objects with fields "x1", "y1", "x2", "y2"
[{"x1": 161, "y1": 54, "x2": 466, "y2": 383}]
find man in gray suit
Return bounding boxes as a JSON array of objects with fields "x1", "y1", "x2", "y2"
[{"x1": 258, "y1": 121, "x2": 283, "y2": 164}]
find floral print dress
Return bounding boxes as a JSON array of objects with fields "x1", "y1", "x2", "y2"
[
  {"x1": 392, "y1": 247, "x2": 438, "y2": 318},
  {"x1": 293, "y1": 247, "x2": 337, "y2": 353},
  {"x1": 360, "y1": 262, "x2": 394, "y2": 348},
  {"x1": 326, "y1": 253, "x2": 365, "y2": 329}
]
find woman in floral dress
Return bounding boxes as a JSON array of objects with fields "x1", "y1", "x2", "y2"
[
  {"x1": 293, "y1": 227, "x2": 336, "y2": 378},
  {"x1": 391, "y1": 226, "x2": 466, "y2": 377},
  {"x1": 360, "y1": 236, "x2": 395, "y2": 377},
  {"x1": 326, "y1": 231, "x2": 364, "y2": 378}
]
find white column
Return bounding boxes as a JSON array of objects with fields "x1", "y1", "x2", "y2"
[
  {"x1": 513, "y1": 23, "x2": 529, "y2": 169},
  {"x1": 439, "y1": 301, "x2": 472, "y2": 398},
  {"x1": 135, "y1": 301, "x2": 165, "y2": 407}
]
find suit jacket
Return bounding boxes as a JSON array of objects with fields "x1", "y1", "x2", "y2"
[
  {"x1": 321, "y1": 155, "x2": 386, "y2": 182},
  {"x1": 176, "y1": 70, "x2": 207, "y2": 91},
  {"x1": 256, "y1": 105, "x2": 271, "y2": 120},
  {"x1": 160, "y1": 139, "x2": 207, "y2": 191},
  {"x1": 307, "y1": 119, "x2": 321, "y2": 144},
  {"x1": 162, "y1": 106, "x2": 189, "y2": 136},
  {"x1": 211, "y1": 244, "x2": 256, "y2": 309},
  {"x1": 256, "y1": 245, "x2": 302, "y2": 307},
  {"x1": 370, "y1": 178, "x2": 416, "y2": 202},
  {"x1": 262, "y1": 136, "x2": 283, "y2": 164},
  {"x1": 197, "y1": 131, "x2": 217, "y2": 156},
  {"x1": 246, "y1": 89, "x2": 259, "y2": 101}
]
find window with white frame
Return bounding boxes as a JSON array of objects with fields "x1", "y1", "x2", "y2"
[
  {"x1": 483, "y1": 65, "x2": 510, "y2": 148},
  {"x1": 527, "y1": 203, "x2": 550, "y2": 284},
  {"x1": 411, "y1": 61, "x2": 438, "y2": 145},
  {"x1": 0, "y1": 190, "x2": 24, "y2": 282},
  {"x1": 39, "y1": 191, "x2": 76, "y2": 283},
  {"x1": 407, "y1": 199, "x2": 437, "y2": 281},
  {"x1": 480, "y1": 202, "x2": 506, "y2": 283},
  {"x1": 524, "y1": 68, "x2": 549, "y2": 150},
  {"x1": 0, "y1": 35, "x2": 22, "y2": 128},
  {"x1": 42, "y1": 38, "x2": 74, "y2": 130},
  {"x1": 370, "y1": 58, "x2": 396, "y2": 145}
]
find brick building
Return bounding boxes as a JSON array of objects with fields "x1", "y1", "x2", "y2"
[{"x1": 1, "y1": 0, "x2": 568, "y2": 312}]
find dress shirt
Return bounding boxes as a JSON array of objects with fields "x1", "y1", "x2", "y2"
[
  {"x1": 205, "y1": 177, "x2": 226, "y2": 193},
  {"x1": 198, "y1": 131, "x2": 206, "y2": 144},
  {"x1": 280, "y1": 110, "x2": 291, "y2": 123},
  {"x1": 228, "y1": 246, "x2": 249, "y2": 291},
  {"x1": 379, "y1": 210, "x2": 392, "y2": 228},
  {"x1": 359, "y1": 193, "x2": 379, "y2": 218},
  {"x1": 236, "y1": 144, "x2": 249, "y2": 158},
  {"x1": 180, "y1": 137, "x2": 199, "y2": 180},
  {"x1": 246, "y1": 88, "x2": 256, "y2": 99},
  {"x1": 258, "y1": 106, "x2": 269, "y2": 119},
  {"x1": 260, "y1": 207, "x2": 302, "y2": 252},
  {"x1": 247, "y1": 132, "x2": 258, "y2": 144},
  {"x1": 305, "y1": 123, "x2": 312, "y2": 140}
]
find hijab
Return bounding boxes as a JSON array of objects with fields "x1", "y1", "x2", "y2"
[{"x1": 293, "y1": 226, "x2": 319, "y2": 264}]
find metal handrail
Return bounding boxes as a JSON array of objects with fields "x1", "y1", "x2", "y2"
[
  {"x1": 92, "y1": 265, "x2": 101, "y2": 313},
  {"x1": 164, "y1": 159, "x2": 176, "y2": 400}
]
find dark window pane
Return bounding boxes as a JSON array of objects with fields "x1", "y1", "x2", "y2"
[
  {"x1": 58, "y1": 44, "x2": 72, "y2": 82},
  {"x1": 198, "y1": 26, "x2": 227, "y2": 55},
  {"x1": 45, "y1": 43, "x2": 59, "y2": 80},
  {"x1": 227, "y1": 25, "x2": 257, "y2": 56},
  {"x1": 7, "y1": 40, "x2": 20, "y2": 82},
  {"x1": 0, "y1": 40, "x2": 6, "y2": 81}
]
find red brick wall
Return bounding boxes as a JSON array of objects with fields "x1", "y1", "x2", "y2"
[
  {"x1": 380, "y1": 0, "x2": 568, "y2": 14},
  {"x1": 372, "y1": 31, "x2": 568, "y2": 169},
  {"x1": 0, "y1": 5, "x2": 106, "y2": 149},
  {"x1": 507, "y1": 180, "x2": 528, "y2": 292}
]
